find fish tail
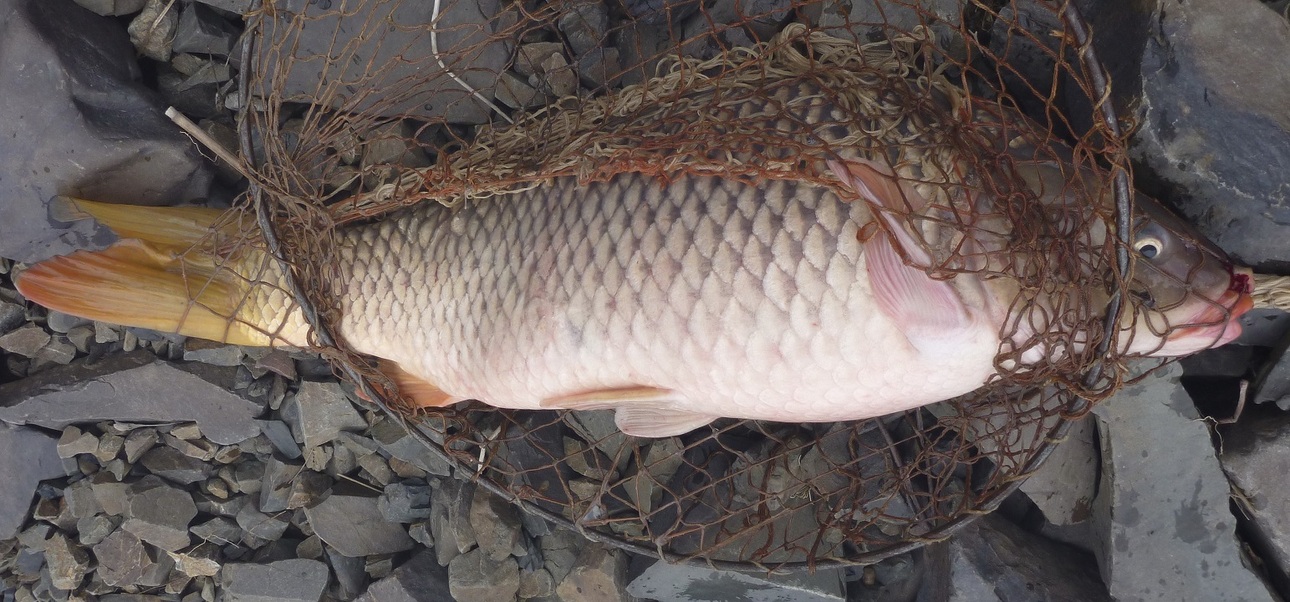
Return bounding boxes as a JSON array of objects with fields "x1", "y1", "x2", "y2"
[{"x1": 15, "y1": 198, "x2": 305, "y2": 347}]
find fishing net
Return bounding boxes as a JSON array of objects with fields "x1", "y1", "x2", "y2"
[{"x1": 160, "y1": 0, "x2": 1244, "y2": 568}]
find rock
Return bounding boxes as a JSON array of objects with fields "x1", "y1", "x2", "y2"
[
  {"x1": 357, "y1": 452, "x2": 396, "y2": 487},
  {"x1": 533, "y1": 53, "x2": 578, "y2": 97},
  {"x1": 164, "y1": 433, "x2": 219, "y2": 461},
  {"x1": 93, "y1": 528, "x2": 152, "y2": 587},
  {"x1": 469, "y1": 487, "x2": 523, "y2": 561},
  {"x1": 257, "y1": 0, "x2": 512, "y2": 124},
  {"x1": 1235, "y1": 309, "x2": 1290, "y2": 348},
  {"x1": 328, "y1": 547, "x2": 370, "y2": 599},
  {"x1": 235, "y1": 505, "x2": 289, "y2": 542},
  {"x1": 359, "y1": 120, "x2": 432, "y2": 168},
  {"x1": 519, "y1": 568, "x2": 556, "y2": 599},
  {"x1": 46, "y1": 311, "x2": 91, "y2": 333},
  {"x1": 449, "y1": 548, "x2": 521, "y2": 602},
  {"x1": 66, "y1": 325, "x2": 95, "y2": 353},
  {"x1": 173, "y1": 2, "x2": 238, "y2": 56},
  {"x1": 576, "y1": 47, "x2": 622, "y2": 91},
  {"x1": 123, "y1": 428, "x2": 160, "y2": 463},
  {"x1": 77, "y1": 514, "x2": 122, "y2": 546},
  {"x1": 168, "y1": 549, "x2": 221, "y2": 578},
  {"x1": 34, "y1": 336, "x2": 77, "y2": 366},
  {"x1": 44, "y1": 533, "x2": 91, "y2": 591},
  {"x1": 181, "y1": 339, "x2": 244, "y2": 367},
  {"x1": 231, "y1": 460, "x2": 265, "y2": 494},
  {"x1": 56, "y1": 426, "x2": 100, "y2": 459},
  {"x1": 1091, "y1": 363, "x2": 1275, "y2": 601},
  {"x1": 0, "y1": 301, "x2": 25, "y2": 335},
  {"x1": 355, "y1": 550, "x2": 452, "y2": 601},
  {"x1": 0, "y1": 326, "x2": 50, "y2": 358},
  {"x1": 259, "y1": 456, "x2": 304, "y2": 513},
  {"x1": 220, "y1": 559, "x2": 329, "y2": 602},
  {"x1": 127, "y1": 0, "x2": 177, "y2": 61},
  {"x1": 122, "y1": 476, "x2": 198, "y2": 551},
  {"x1": 72, "y1": 0, "x2": 146, "y2": 16},
  {"x1": 430, "y1": 478, "x2": 478, "y2": 566},
  {"x1": 941, "y1": 513, "x2": 1108, "y2": 601},
  {"x1": 140, "y1": 446, "x2": 212, "y2": 485},
  {"x1": 555, "y1": 546, "x2": 630, "y2": 602},
  {"x1": 281, "y1": 381, "x2": 367, "y2": 450},
  {"x1": 1254, "y1": 332, "x2": 1290, "y2": 407},
  {"x1": 305, "y1": 490, "x2": 415, "y2": 557},
  {"x1": 63, "y1": 478, "x2": 104, "y2": 519},
  {"x1": 495, "y1": 72, "x2": 546, "y2": 110},
  {"x1": 627, "y1": 557, "x2": 846, "y2": 601},
  {"x1": 1220, "y1": 413, "x2": 1290, "y2": 572},
  {"x1": 94, "y1": 321, "x2": 122, "y2": 344},
  {"x1": 95, "y1": 432, "x2": 126, "y2": 462},
  {"x1": 257, "y1": 420, "x2": 303, "y2": 460},
  {"x1": 379, "y1": 482, "x2": 432, "y2": 524},
  {"x1": 557, "y1": 0, "x2": 608, "y2": 57},
  {"x1": 192, "y1": 0, "x2": 252, "y2": 14},
  {"x1": 90, "y1": 473, "x2": 131, "y2": 516},
  {"x1": 1018, "y1": 416, "x2": 1097, "y2": 526},
  {"x1": 0, "y1": 0, "x2": 212, "y2": 263},
  {"x1": 370, "y1": 420, "x2": 451, "y2": 476},
  {"x1": 190, "y1": 517, "x2": 242, "y2": 549},
  {"x1": 0, "y1": 353, "x2": 261, "y2": 445},
  {"x1": 1090, "y1": 0, "x2": 1290, "y2": 268},
  {"x1": 0, "y1": 424, "x2": 64, "y2": 539}
]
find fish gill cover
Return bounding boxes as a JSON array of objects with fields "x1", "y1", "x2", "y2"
[{"x1": 160, "y1": 0, "x2": 1231, "y2": 569}]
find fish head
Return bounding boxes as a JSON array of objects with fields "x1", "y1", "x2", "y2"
[{"x1": 1118, "y1": 192, "x2": 1253, "y2": 357}]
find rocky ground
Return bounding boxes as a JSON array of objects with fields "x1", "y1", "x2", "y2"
[{"x1": 2, "y1": 0, "x2": 1290, "y2": 600}]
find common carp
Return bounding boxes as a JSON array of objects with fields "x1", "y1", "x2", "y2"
[{"x1": 14, "y1": 153, "x2": 1252, "y2": 438}]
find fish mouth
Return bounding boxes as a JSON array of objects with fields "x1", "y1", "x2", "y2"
[{"x1": 1169, "y1": 268, "x2": 1255, "y2": 349}]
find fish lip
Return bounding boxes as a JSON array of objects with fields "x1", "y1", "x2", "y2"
[{"x1": 1171, "y1": 288, "x2": 1254, "y2": 348}]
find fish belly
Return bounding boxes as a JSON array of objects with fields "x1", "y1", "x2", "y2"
[{"x1": 335, "y1": 173, "x2": 1002, "y2": 423}]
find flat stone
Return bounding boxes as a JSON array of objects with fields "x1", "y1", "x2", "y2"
[
  {"x1": 305, "y1": 491, "x2": 415, "y2": 557},
  {"x1": 355, "y1": 550, "x2": 451, "y2": 601},
  {"x1": 164, "y1": 433, "x2": 218, "y2": 461},
  {"x1": 495, "y1": 72, "x2": 546, "y2": 110},
  {"x1": 45, "y1": 532, "x2": 91, "y2": 591},
  {"x1": 0, "y1": 353, "x2": 261, "y2": 445},
  {"x1": 232, "y1": 460, "x2": 265, "y2": 494},
  {"x1": 94, "y1": 531, "x2": 153, "y2": 588},
  {"x1": 192, "y1": 0, "x2": 252, "y2": 14},
  {"x1": 0, "y1": 301, "x2": 25, "y2": 335},
  {"x1": 379, "y1": 482, "x2": 432, "y2": 524},
  {"x1": 0, "y1": 424, "x2": 64, "y2": 539},
  {"x1": 0, "y1": 0, "x2": 212, "y2": 264},
  {"x1": 95, "y1": 432, "x2": 126, "y2": 462},
  {"x1": 90, "y1": 474, "x2": 131, "y2": 516},
  {"x1": 449, "y1": 548, "x2": 520, "y2": 602},
  {"x1": 220, "y1": 559, "x2": 329, "y2": 602},
  {"x1": 189, "y1": 517, "x2": 242, "y2": 548},
  {"x1": 123, "y1": 428, "x2": 160, "y2": 463},
  {"x1": 141, "y1": 446, "x2": 212, "y2": 485},
  {"x1": 127, "y1": 0, "x2": 177, "y2": 61},
  {"x1": 56, "y1": 426, "x2": 100, "y2": 459},
  {"x1": 259, "y1": 456, "x2": 303, "y2": 513},
  {"x1": 1220, "y1": 412, "x2": 1290, "y2": 571},
  {"x1": 257, "y1": 420, "x2": 302, "y2": 460},
  {"x1": 0, "y1": 326, "x2": 50, "y2": 358},
  {"x1": 281, "y1": 381, "x2": 367, "y2": 450},
  {"x1": 469, "y1": 487, "x2": 523, "y2": 561},
  {"x1": 628, "y1": 554, "x2": 846, "y2": 601},
  {"x1": 557, "y1": 0, "x2": 608, "y2": 57},
  {"x1": 943, "y1": 513, "x2": 1108, "y2": 601},
  {"x1": 430, "y1": 478, "x2": 477, "y2": 566},
  {"x1": 1018, "y1": 415, "x2": 1097, "y2": 526},
  {"x1": 556, "y1": 547, "x2": 629, "y2": 602},
  {"x1": 72, "y1": 0, "x2": 146, "y2": 16},
  {"x1": 519, "y1": 568, "x2": 556, "y2": 599},
  {"x1": 173, "y1": 2, "x2": 238, "y2": 56},
  {"x1": 123, "y1": 476, "x2": 198, "y2": 551},
  {"x1": 328, "y1": 547, "x2": 370, "y2": 599},
  {"x1": 370, "y1": 420, "x2": 450, "y2": 476},
  {"x1": 168, "y1": 549, "x2": 221, "y2": 578},
  {"x1": 77, "y1": 514, "x2": 122, "y2": 546},
  {"x1": 235, "y1": 505, "x2": 289, "y2": 542},
  {"x1": 63, "y1": 478, "x2": 103, "y2": 519},
  {"x1": 1091, "y1": 363, "x2": 1275, "y2": 601},
  {"x1": 181, "y1": 339, "x2": 244, "y2": 367},
  {"x1": 66, "y1": 325, "x2": 95, "y2": 353},
  {"x1": 257, "y1": 0, "x2": 512, "y2": 124}
]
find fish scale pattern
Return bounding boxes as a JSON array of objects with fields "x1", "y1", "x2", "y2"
[{"x1": 335, "y1": 170, "x2": 1004, "y2": 425}]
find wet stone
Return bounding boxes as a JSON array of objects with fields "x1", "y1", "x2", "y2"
[
  {"x1": 220, "y1": 558, "x2": 329, "y2": 602},
  {"x1": 141, "y1": 446, "x2": 212, "y2": 485},
  {"x1": 123, "y1": 476, "x2": 198, "y2": 551},
  {"x1": 449, "y1": 548, "x2": 521, "y2": 602},
  {"x1": 1018, "y1": 416, "x2": 1097, "y2": 526},
  {"x1": 57, "y1": 426, "x2": 100, "y2": 459},
  {"x1": 305, "y1": 491, "x2": 415, "y2": 557},
  {"x1": 945, "y1": 513, "x2": 1107, "y2": 602},
  {"x1": 1220, "y1": 412, "x2": 1290, "y2": 571}
]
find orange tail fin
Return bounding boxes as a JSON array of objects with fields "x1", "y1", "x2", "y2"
[{"x1": 15, "y1": 198, "x2": 305, "y2": 347}]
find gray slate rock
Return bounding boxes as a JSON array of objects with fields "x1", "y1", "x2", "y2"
[
  {"x1": 0, "y1": 424, "x2": 64, "y2": 539},
  {"x1": 379, "y1": 482, "x2": 432, "y2": 524},
  {"x1": 0, "y1": 301, "x2": 25, "y2": 334},
  {"x1": 0, "y1": 0, "x2": 211, "y2": 264},
  {"x1": 469, "y1": 487, "x2": 523, "y2": 561},
  {"x1": 122, "y1": 476, "x2": 198, "y2": 551},
  {"x1": 1018, "y1": 415, "x2": 1097, "y2": 526},
  {"x1": 1092, "y1": 363, "x2": 1275, "y2": 601},
  {"x1": 370, "y1": 420, "x2": 451, "y2": 476},
  {"x1": 556, "y1": 546, "x2": 629, "y2": 602},
  {"x1": 236, "y1": 504, "x2": 289, "y2": 542},
  {"x1": 192, "y1": 0, "x2": 252, "y2": 14},
  {"x1": 281, "y1": 381, "x2": 366, "y2": 450},
  {"x1": 328, "y1": 547, "x2": 370, "y2": 599},
  {"x1": 93, "y1": 528, "x2": 153, "y2": 587},
  {"x1": 128, "y1": 0, "x2": 177, "y2": 61},
  {"x1": 191, "y1": 516, "x2": 242, "y2": 545},
  {"x1": 627, "y1": 557, "x2": 846, "y2": 601},
  {"x1": 0, "y1": 352, "x2": 261, "y2": 445},
  {"x1": 448, "y1": 547, "x2": 520, "y2": 602},
  {"x1": 140, "y1": 445, "x2": 212, "y2": 485},
  {"x1": 256, "y1": 0, "x2": 512, "y2": 124},
  {"x1": 943, "y1": 514, "x2": 1108, "y2": 602},
  {"x1": 1091, "y1": 0, "x2": 1290, "y2": 268},
  {"x1": 220, "y1": 558, "x2": 329, "y2": 602},
  {"x1": 56, "y1": 425, "x2": 100, "y2": 459},
  {"x1": 72, "y1": 0, "x2": 145, "y2": 16},
  {"x1": 356, "y1": 550, "x2": 452, "y2": 601},
  {"x1": 173, "y1": 2, "x2": 238, "y2": 56},
  {"x1": 44, "y1": 532, "x2": 91, "y2": 591},
  {"x1": 304, "y1": 491, "x2": 415, "y2": 557},
  {"x1": 0, "y1": 325, "x2": 51, "y2": 358},
  {"x1": 1220, "y1": 413, "x2": 1290, "y2": 573}
]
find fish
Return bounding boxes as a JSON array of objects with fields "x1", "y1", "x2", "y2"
[{"x1": 13, "y1": 90, "x2": 1254, "y2": 440}]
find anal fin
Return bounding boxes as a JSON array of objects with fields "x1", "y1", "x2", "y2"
[
  {"x1": 376, "y1": 360, "x2": 459, "y2": 408},
  {"x1": 614, "y1": 407, "x2": 716, "y2": 438}
]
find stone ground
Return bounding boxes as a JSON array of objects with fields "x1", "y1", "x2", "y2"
[{"x1": 2, "y1": 0, "x2": 1290, "y2": 600}]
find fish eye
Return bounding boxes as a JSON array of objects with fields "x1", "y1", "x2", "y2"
[{"x1": 1135, "y1": 237, "x2": 1163, "y2": 259}]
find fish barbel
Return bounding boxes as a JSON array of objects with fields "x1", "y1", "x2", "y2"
[{"x1": 15, "y1": 96, "x2": 1254, "y2": 439}]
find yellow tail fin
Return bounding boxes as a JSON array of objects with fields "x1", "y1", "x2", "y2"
[{"x1": 15, "y1": 198, "x2": 303, "y2": 347}]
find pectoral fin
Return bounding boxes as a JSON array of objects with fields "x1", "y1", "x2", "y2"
[{"x1": 540, "y1": 386, "x2": 715, "y2": 438}]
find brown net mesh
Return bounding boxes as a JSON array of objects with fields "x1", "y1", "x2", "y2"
[{"x1": 154, "y1": 0, "x2": 1246, "y2": 568}]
